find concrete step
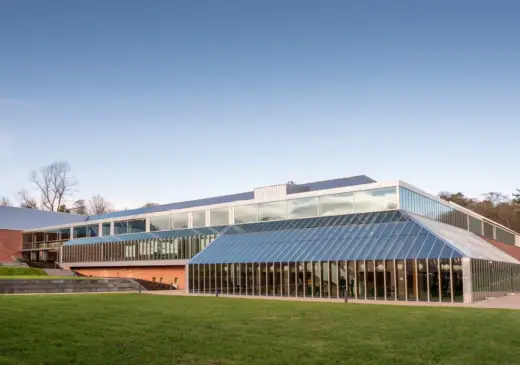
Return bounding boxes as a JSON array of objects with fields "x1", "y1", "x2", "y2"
[{"x1": 43, "y1": 269, "x2": 75, "y2": 276}]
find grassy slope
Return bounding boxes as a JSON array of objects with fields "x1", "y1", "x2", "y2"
[
  {"x1": 1, "y1": 294, "x2": 519, "y2": 365},
  {"x1": 0, "y1": 267, "x2": 47, "y2": 276}
]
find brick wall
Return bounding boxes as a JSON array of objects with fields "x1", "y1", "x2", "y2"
[
  {"x1": 0, "y1": 229, "x2": 22, "y2": 261},
  {"x1": 74, "y1": 266, "x2": 187, "y2": 289}
]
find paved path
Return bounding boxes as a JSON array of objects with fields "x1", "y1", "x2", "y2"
[{"x1": 471, "y1": 294, "x2": 520, "y2": 309}]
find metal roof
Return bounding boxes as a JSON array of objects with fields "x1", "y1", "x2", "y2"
[
  {"x1": 86, "y1": 175, "x2": 375, "y2": 221},
  {"x1": 0, "y1": 206, "x2": 87, "y2": 231}
]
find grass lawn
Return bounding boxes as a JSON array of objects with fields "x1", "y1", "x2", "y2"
[
  {"x1": 0, "y1": 276, "x2": 98, "y2": 280},
  {"x1": 1, "y1": 295, "x2": 520, "y2": 365}
]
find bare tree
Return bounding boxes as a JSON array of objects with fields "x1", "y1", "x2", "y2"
[
  {"x1": 142, "y1": 202, "x2": 159, "y2": 208},
  {"x1": 22, "y1": 161, "x2": 77, "y2": 211},
  {"x1": 88, "y1": 194, "x2": 114, "y2": 215},
  {"x1": 0, "y1": 196, "x2": 11, "y2": 206},
  {"x1": 18, "y1": 189, "x2": 39, "y2": 209}
]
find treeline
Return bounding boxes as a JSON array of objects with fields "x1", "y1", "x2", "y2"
[{"x1": 439, "y1": 191, "x2": 520, "y2": 233}]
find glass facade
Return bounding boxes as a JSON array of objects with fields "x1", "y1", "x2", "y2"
[
  {"x1": 287, "y1": 197, "x2": 318, "y2": 219},
  {"x1": 62, "y1": 233, "x2": 218, "y2": 263},
  {"x1": 150, "y1": 215, "x2": 170, "y2": 232},
  {"x1": 210, "y1": 208, "x2": 229, "y2": 226},
  {"x1": 171, "y1": 213, "x2": 189, "y2": 229},
  {"x1": 234, "y1": 204, "x2": 258, "y2": 224},
  {"x1": 319, "y1": 192, "x2": 354, "y2": 216},
  {"x1": 192, "y1": 211, "x2": 206, "y2": 228}
]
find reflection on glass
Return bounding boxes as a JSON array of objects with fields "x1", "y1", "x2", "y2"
[
  {"x1": 417, "y1": 259, "x2": 428, "y2": 301},
  {"x1": 74, "y1": 226, "x2": 87, "y2": 239},
  {"x1": 288, "y1": 197, "x2": 318, "y2": 219},
  {"x1": 210, "y1": 208, "x2": 229, "y2": 226},
  {"x1": 114, "y1": 221, "x2": 127, "y2": 235},
  {"x1": 171, "y1": 213, "x2": 189, "y2": 229},
  {"x1": 319, "y1": 193, "x2": 354, "y2": 216},
  {"x1": 452, "y1": 258, "x2": 463, "y2": 302},
  {"x1": 429, "y1": 259, "x2": 440, "y2": 301},
  {"x1": 87, "y1": 224, "x2": 99, "y2": 237},
  {"x1": 192, "y1": 211, "x2": 206, "y2": 228},
  {"x1": 60, "y1": 228, "x2": 71, "y2": 241},
  {"x1": 469, "y1": 216, "x2": 482, "y2": 236},
  {"x1": 102, "y1": 223, "x2": 110, "y2": 236},
  {"x1": 234, "y1": 204, "x2": 258, "y2": 224},
  {"x1": 396, "y1": 260, "x2": 406, "y2": 300},
  {"x1": 354, "y1": 187, "x2": 397, "y2": 213},
  {"x1": 128, "y1": 219, "x2": 146, "y2": 233},
  {"x1": 150, "y1": 215, "x2": 170, "y2": 231},
  {"x1": 258, "y1": 201, "x2": 287, "y2": 222}
]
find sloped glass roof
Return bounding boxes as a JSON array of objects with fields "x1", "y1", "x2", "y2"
[
  {"x1": 410, "y1": 213, "x2": 518, "y2": 263},
  {"x1": 189, "y1": 210, "x2": 465, "y2": 264}
]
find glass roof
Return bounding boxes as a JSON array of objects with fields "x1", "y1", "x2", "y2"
[{"x1": 189, "y1": 210, "x2": 465, "y2": 264}]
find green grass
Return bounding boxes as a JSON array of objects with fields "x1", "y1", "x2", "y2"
[
  {"x1": 0, "y1": 276, "x2": 96, "y2": 280},
  {"x1": 1, "y1": 295, "x2": 520, "y2": 365},
  {"x1": 0, "y1": 267, "x2": 47, "y2": 276}
]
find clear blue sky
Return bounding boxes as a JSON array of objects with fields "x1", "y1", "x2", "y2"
[{"x1": 1, "y1": 0, "x2": 519, "y2": 209}]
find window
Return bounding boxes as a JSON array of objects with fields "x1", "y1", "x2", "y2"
[
  {"x1": 87, "y1": 224, "x2": 99, "y2": 237},
  {"x1": 210, "y1": 208, "x2": 229, "y2": 226},
  {"x1": 114, "y1": 221, "x2": 128, "y2": 235},
  {"x1": 34, "y1": 231, "x2": 45, "y2": 242},
  {"x1": 128, "y1": 219, "x2": 146, "y2": 233},
  {"x1": 102, "y1": 223, "x2": 111, "y2": 236},
  {"x1": 192, "y1": 211, "x2": 206, "y2": 228},
  {"x1": 469, "y1": 216, "x2": 482, "y2": 236},
  {"x1": 354, "y1": 187, "x2": 397, "y2": 213},
  {"x1": 287, "y1": 197, "x2": 318, "y2": 219},
  {"x1": 258, "y1": 201, "x2": 287, "y2": 222},
  {"x1": 496, "y1": 227, "x2": 515, "y2": 245},
  {"x1": 73, "y1": 226, "x2": 87, "y2": 239},
  {"x1": 234, "y1": 204, "x2": 258, "y2": 224},
  {"x1": 171, "y1": 213, "x2": 189, "y2": 229},
  {"x1": 483, "y1": 222, "x2": 494, "y2": 239},
  {"x1": 46, "y1": 230, "x2": 59, "y2": 242},
  {"x1": 150, "y1": 215, "x2": 170, "y2": 231},
  {"x1": 319, "y1": 192, "x2": 354, "y2": 216},
  {"x1": 60, "y1": 228, "x2": 70, "y2": 241}
]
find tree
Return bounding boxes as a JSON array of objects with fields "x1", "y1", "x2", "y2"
[
  {"x1": 72, "y1": 199, "x2": 87, "y2": 215},
  {"x1": 481, "y1": 192, "x2": 509, "y2": 207},
  {"x1": 58, "y1": 204, "x2": 70, "y2": 213},
  {"x1": 18, "y1": 190, "x2": 38, "y2": 209},
  {"x1": 21, "y1": 161, "x2": 77, "y2": 211},
  {"x1": 0, "y1": 196, "x2": 11, "y2": 206},
  {"x1": 512, "y1": 189, "x2": 520, "y2": 205},
  {"x1": 438, "y1": 192, "x2": 475, "y2": 208},
  {"x1": 88, "y1": 194, "x2": 114, "y2": 215},
  {"x1": 142, "y1": 202, "x2": 159, "y2": 208}
]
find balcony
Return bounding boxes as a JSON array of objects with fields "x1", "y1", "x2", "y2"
[{"x1": 22, "y1": 242, "x2": 64, "y2": 251}]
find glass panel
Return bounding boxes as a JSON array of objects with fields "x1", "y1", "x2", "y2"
[
  {"x1": 150, "y1": 215, "x2": 170, "y2": 231},
  {"x1": 496, "y1": 227, "x2": 515, "y2": 245},
  {"x1": 287, "y1": 197, "x2": 318, "y2": 219},
  {"x1": 73, "y1": 226, "x2": 87, "y2": 239},
  {"x1": 128, "y1": 219, "x2": 146, "y2": 233},
  {"x1": 396, "y1": 260, "x2": 406, "y2": 300},
  {"x1": 87, "y1": 224, "x2": 99, "y2": 238},
  {"x1": 102, "y1": 223, "x2": 110, "y2": 236},
  {"x1": 417, "y1": 259, "x2": 428, "y2": 301},
  {"x1": 192, "y1": 211, "x2": 206, "y2": 228},
  {"x1": 357, "y1": 261, "x2": 365, "y2": 299},
  {"x1": 330, "y1": 262, "x2": 338, "y2": 298},
  {"x1": 171, "y1": 213, "x2": 189, "y2": 229},
  {"x1": 375, "y1": 260, "x2": 385, "y2": 300},
  {"x1": 406, "y1": 260, "x2": 416, "y2": 301},
  {"x1": 59, "y1": 228, "x2": 70, "y2": 241},
  {"x1": 114, "y1": 221, "x2": 128, "y2": 235},
  {"x1": 452, "y1": 258, "x2": 463, "y2": 302},
  {"x1": 440, "y1": 259, "x2": 451, "y2": 302},
  {"x1": 210, "y1": 208, "x2": 229, "y2": 227},
  {"x1": 366, "y1": 261, "x2": 375, "y2": 299},
  {"x1": 46, "y1": 231, "x2": 59, "y2": 242},
  {"x1": 483, "y1": 222, "x2": 494, "y2": 239},
  {"x1": 429, "y1": 259, "x2": 440, "y2": 301},
  {"x1": 386, "y1": 260, "x2": 395, "y2": 300},
  {"x1": 322, "y1": 262, "x2": 330, "y2": 297},
  {"x1": 234, "y1": 204, "x2": 258, "y2": 224},
  {"x1": 313, "y1": 262, "x2": 321, "y2": 297},
  {"x1": 319, "y1": 192, "x2": 354, "y2": 216},
  {"x1": 354, "y1": 187, "x2": 397, "y2": 213},
  {"x1": 258, "y1": 201, "x2": 287, "y2": 222}
]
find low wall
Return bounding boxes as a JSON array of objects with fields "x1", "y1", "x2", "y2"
[
  {"x1": 73, "y1": 266, "x2": 186, "y2": 289},
  {"x1": 0, "y1": 278, "x2": 141, "y2": 294}
]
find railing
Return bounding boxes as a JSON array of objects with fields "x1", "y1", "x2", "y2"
[{"x1": 22, "y1": 242, "x2": 64, "y2": 250}]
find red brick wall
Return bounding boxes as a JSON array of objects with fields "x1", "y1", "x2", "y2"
[
  {"x1": 74, "y1": 266, "x2": 187, "y2": 289},
  {"x1": 0, "y1": 229, "x2": 22, "y2": 261}
]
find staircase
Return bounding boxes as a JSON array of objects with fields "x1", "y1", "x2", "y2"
[
  {"x1": 0, "y1": 262, "x2": 29, "y2": 268},
  {"x1": 42, "y1": 269, "x2": 75, "y2": 277},
  {"x1": 0, "y1": 278, "x2": 144, "y2": 294}
]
